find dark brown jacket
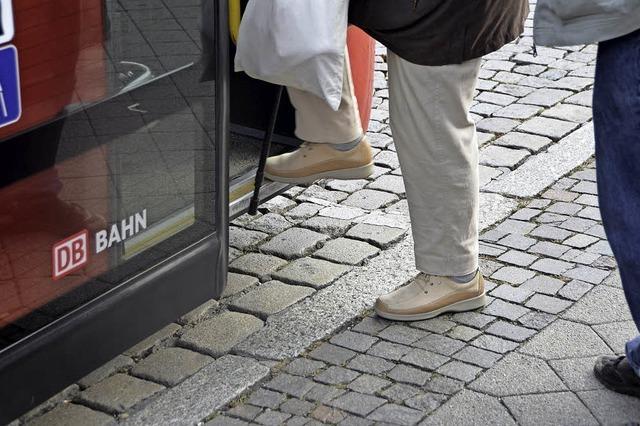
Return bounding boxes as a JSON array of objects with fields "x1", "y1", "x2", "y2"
[{"x1": 349, "y1": 0, "x2": 529, "y2": 66}]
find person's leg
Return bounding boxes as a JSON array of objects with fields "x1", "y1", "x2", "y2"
[
  {"x1": 375, "y1": 51, "x2": 484, "y2": 321},
  {"x1": 592, "y1": 28, "x2": 640, "y2": 397},
  {"x1": 264, "y1": 49, "x2": 373, "y2": 183}
]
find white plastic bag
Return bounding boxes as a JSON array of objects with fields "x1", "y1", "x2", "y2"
[{"x1": 234, "y1": 0, "x2": 349, "y2": 111}]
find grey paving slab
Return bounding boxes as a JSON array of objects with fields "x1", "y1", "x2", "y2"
[
  {"x1": 377, "y1": 325, "x2": 429, "y2": 345},
  {"x1": 592, "y1": 321, "x2": 638, "y2": 353},
  {"x1": 562, "y1": 285, "x2": 632, "y2": 325},
  {"x1": 517, "y1": 117, "x2": 579, "y2": 140},
  {"x1": 280, "y1": 398, "x2": 315, "y2": 416},
  {"x1": 520, "y1": 319, "x2": 613, "y2": 359},
  {"x1": 420, "y1": 390, "x2": 516, "y2": 426},
  {"x1": 525, "y1": 294, "x2": 572, "y2": 314},
  {"x1": 310, "y1": 406, "x2": 346, "y2": 424},
  {"x1": 497, "y1": 250, "x2": 538, "y2": 267},
  {"x1": 79, "y1": 374, "x2": 164, "y2": 414},
  {"x1": 563, "y1": 266, "x2": 611, "y2": 284},
  {"x1": 415, "y1": 334, "x2": 466, "y2": 356},
  {"x1": 453, "y1": 346, "x2": 503, "y2": 369},
  {"x1": 542, "y1": 103, "x2": 593, "y2": 123},
  {"x1": 578, "y1": 389, "x2": 640, "y2": 425},
  {"x1": 486, "y1": 321, "x2": 536, "y2": 342},
  {"x1": 485, "y1": 124, "x2": 595, "y2": 198},
  {"x1": 520, "y1": 275, "x2": 565, "y2": 296},
  {"x1": 179, "y1": 311, "x2": 263, "y2": 357},
  {"x1": 329, "y1": 392, "x2": 386, "y2": 417},
  {"x1": 230, "y1": 281, "x2": 315, "y2": 319},
  {"x1": 494, "y1": 132, "x2": 553, "y2": 153},
  {"x1": 490, "y1": 284, "x2": 534, "y2": 303},
  {"x1": 469, "y1": 353, "x2": 566, "y2": 396},
  {"x1": 330, "y1": 331, "x2": 379, "y2": 353},
  {"x1": 483, "y1": 299, "x2": 530, "y2": 321},
  {"x1": 503, "y1": 392, "x2": 598, "y2": 426},
  {"x1": 347, "y1": 354, "x2": 395, "y2": 375},
  {"x1": 401, "y1": 348, "x2": 450, "y2": 371},
  {"x1": 348, "y1": 374, "x2": 391, "y2": 395},
  {"x1": 126, "y1": 356, "x2": 269, "y2": 425},
  {"x1": 131, "y1": 347, "x2": 213, "y2": 387},
  {"x1": 491, "y1": 266, "x2": 536, "y2": 285},
  {"x1": 387, "y1": 365, "x2": 432, "y2": 386},
  {"x1": 471, "y1": 334, "x2": 519, "y2": 354},
  {"x1": 447, "y1": 325, "x2": 482, "y2": 342},
  {"x1": 436, "y1": 361, "x2": 482, "y2": 383},
  {"x1": 367, "y1": 341, "x2": 412, "y2": 361},
  {"x1": 548, "y1": 356, "x2": 604, "y2": 392},
  {"x1": 265, "y1": 373, "x2": 316, "y2": 399},
  {"x1": 367, "y1": 403, "x2": 424, "y2": 426},
  {"x1": 558, "y1": 279, "x2": 593, "y2": 301},
  {"x1": 480, "y1": 146, "x2": 530, "y2": 169}
]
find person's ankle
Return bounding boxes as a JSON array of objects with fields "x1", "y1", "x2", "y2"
[
  {"x1": 331, "y1": 135, "x2": 364, "y2": 152},
  {"x1": 449, "y1": 269, "x2": 479, "y2": 284}
]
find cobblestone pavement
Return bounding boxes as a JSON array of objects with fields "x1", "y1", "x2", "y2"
[{"x1": 16, "y1": 3, "x2": 640, "y2": 425}]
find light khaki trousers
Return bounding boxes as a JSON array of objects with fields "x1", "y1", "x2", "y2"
[{"x1": 289, "y1": 50, "x2": 482, "y2": 277}]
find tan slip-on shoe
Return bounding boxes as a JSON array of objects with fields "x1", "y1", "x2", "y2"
[
  {"x1": 375, "y1": 272, "x2": 487, "y2": 321},
  {"x1": 264, "y1": 137, "x2": 374, "y2": 184}
]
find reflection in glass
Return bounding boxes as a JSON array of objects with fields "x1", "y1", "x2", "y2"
[{"x1": 0, "y1": 0, "x2": 216, "y2": 350}]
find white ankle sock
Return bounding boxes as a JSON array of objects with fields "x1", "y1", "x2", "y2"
[
  {"x1": 332, "y1": 135, "x2": 363, "y2": 151},
  {"x1": 450, "y1": 270, "x2": 478, "y2": 284}
]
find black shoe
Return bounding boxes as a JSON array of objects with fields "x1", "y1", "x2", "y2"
[{"x1": 594, "y1": 355, "x2": 640, "y2": 398}]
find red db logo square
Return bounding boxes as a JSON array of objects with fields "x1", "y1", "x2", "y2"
[{"x1": 52, "y1": 230, "x2": 89, "y2": 280}]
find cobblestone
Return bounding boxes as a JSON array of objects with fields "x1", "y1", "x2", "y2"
[
  {"x1": 179, "y1": 312, "x2": 263, "y2": 357},
  {"x1": 272, "y1": 257, "x2": 351, "y2": 289},
  {"x1": 79, "y1": 374, "x2": 164, "y2": 414},
  {"x1": 314, "y1": 238, "x2": 380, "y2": 265},
  {"x1": 131, "y1": 348, "x2": 212, "y2": 387},
  {"x1": 260, "y1": 228, "x2": 329, "y2": 259},
  {"x1": 230, "y1": 281, "x2": 315, "y2": 319},
  {"x1": 229, "y1": 253, "x2": 288, "y2": 281},
  {"x1": 346, "y1": 223, "x2": 407, "y2": 248},
  {"x1": 343, "y1": 189, "x2": 399, "y2": 210}
]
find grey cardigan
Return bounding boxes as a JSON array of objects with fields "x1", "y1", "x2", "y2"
[{"x1": 534, "y1": 0, "x2": 640, "y2": 46}]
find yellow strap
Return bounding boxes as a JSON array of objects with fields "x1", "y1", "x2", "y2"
[{"x1": 229, "y1": 0, "x2": 241, "y2": 44}]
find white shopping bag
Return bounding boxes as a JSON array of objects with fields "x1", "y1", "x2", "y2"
[{"x1": 234, "y1": 0, "x2": 349, "y2": 111}]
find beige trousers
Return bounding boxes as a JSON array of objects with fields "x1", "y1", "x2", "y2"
[{"x1": 290, "y1": 50, "x2": 482, "y2": 276}]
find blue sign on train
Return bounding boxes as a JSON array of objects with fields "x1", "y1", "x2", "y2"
[{"x1": 0, "y1": 44, "x2": 21, "y2": 129}]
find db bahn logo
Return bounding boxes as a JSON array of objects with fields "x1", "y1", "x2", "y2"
[
  {"x1": 51, "y1": 209, "x2": 148, "y2": 280},
  {"x1": 52, "y1": 230, "x2": 89, "y2": 280}
]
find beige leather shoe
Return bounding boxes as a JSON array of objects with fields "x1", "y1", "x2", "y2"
[
  {"x1": 375, "y1": 272, "x2": 487, "y2": 321},
  {"x1": 264, "y1": 138, "x2": 374, "y2": 184}
]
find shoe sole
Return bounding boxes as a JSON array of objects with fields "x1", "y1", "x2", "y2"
[
  {"x1": 594, "y1": 366, "x2": 640, "y2": 399},
  {"x1": 375, "y1": 293, "x2": 488, "y2": 322},
  {"x1": 264, "y1": 163, "x2": 374, "y2": 184}
]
